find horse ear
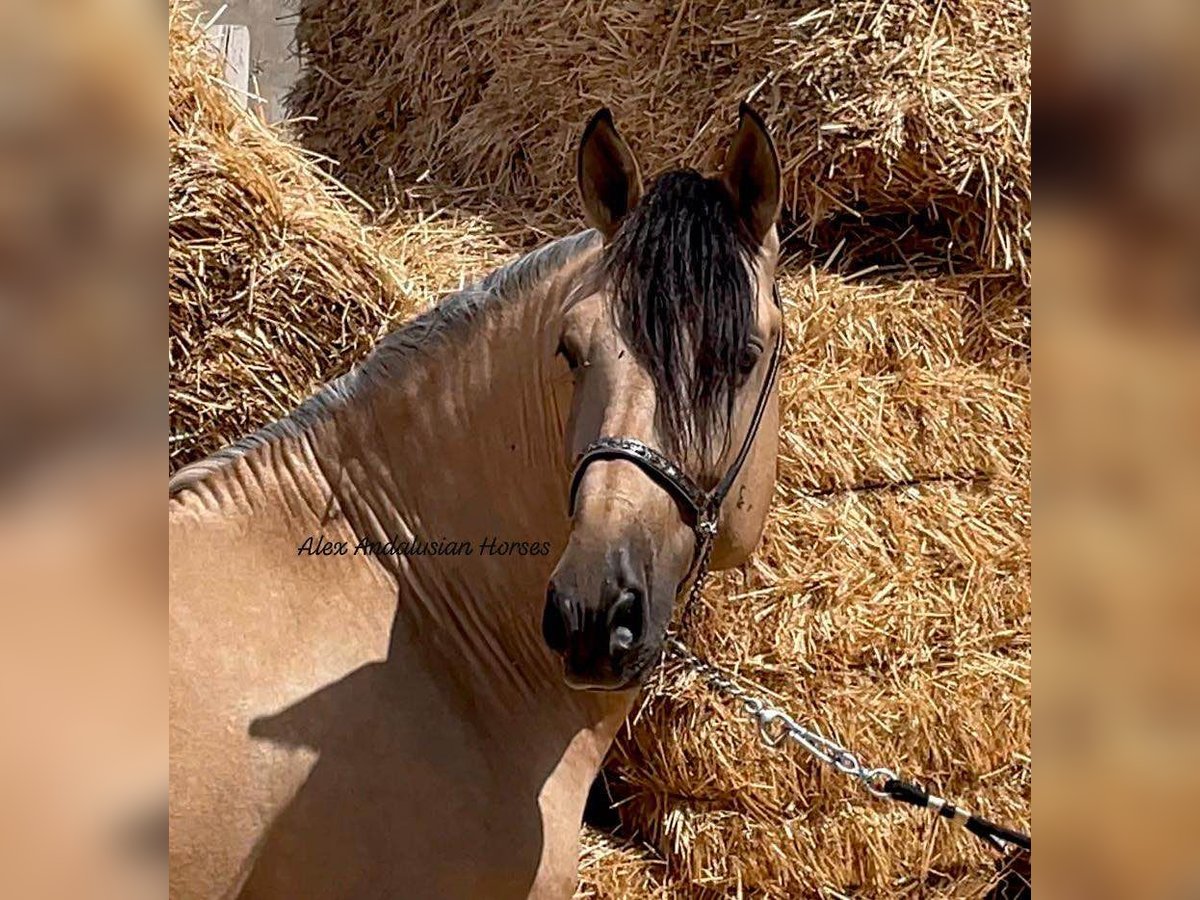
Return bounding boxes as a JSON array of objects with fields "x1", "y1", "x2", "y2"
[
  {"x1": 721, "y1": 102, "x2": 781, "y2": 245},
  {"x1": 577, "y1": 108, "x2": 643, "y2": 240}
]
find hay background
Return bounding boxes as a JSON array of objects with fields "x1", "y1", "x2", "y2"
[
  {"x1": 169, "y1": 2, "x2": 515, "y2": 469},
  {"x1": 604, "y1": 271, "x2": 1030, "y2": 897},
  {"x1": 170, "y1": 2, "x2": 1030, "y2": 896},
  {"x1": 288, "y1": 0, "x2": 1030, "y2": 278}
]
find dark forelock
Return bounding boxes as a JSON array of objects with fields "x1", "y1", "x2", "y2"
[{"x1": 603, "y1": 168, "x2": 758, "y2": 462}]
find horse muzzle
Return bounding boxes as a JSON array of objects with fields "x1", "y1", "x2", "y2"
[{"x1": 542, "y1": 547, "x2": 653, "y2": 690}]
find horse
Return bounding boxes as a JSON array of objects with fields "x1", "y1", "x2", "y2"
[{"x1": 169, "y1": 104, "x2": 784, "y2": 899}]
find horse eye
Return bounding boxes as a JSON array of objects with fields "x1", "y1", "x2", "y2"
[
  {"x1": 738, "y1": 341, "x2": 764, "y2": 375},
  {"x1": 557, "y1": 339, "x2": 582, "y2": 371}
]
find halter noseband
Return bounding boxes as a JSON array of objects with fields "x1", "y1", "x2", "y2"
[{"x1": 567, "y1": 284, "x2": 785, "y2": 592}]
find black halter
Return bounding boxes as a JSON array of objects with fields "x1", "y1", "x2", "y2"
[{"x1": 567, "y1": 284, "x2": 785, "y2": 593}]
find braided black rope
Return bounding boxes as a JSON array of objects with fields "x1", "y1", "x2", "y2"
[{"x1": 882, "y1": 777, "x2": 1031, "y2": 852}]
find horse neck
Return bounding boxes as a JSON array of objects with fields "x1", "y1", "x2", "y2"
[{"x1": 320, "y1": 236, "x2": 630, "y2": 734}]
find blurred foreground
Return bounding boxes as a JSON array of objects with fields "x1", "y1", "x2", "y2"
[
  {"x1": 0, "y1": 1, "x2": 163, "y2": 898},
  {"x1": 1038, "y1": 0, "x2": 1200, "y2": 896}
]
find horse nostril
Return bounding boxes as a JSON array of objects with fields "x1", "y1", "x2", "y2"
[
  {"x1": 542, "y1": 586, "x2": 569, "y2": 653},
  {"x1": 607, "y1": 588, "x2": 644, "y2": 657}
]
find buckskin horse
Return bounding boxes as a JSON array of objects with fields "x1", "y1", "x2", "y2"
[{"x1": 169, "y1": 104, "x2": 784, "y2": 898}]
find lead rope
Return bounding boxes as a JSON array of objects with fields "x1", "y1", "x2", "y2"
[
  {"x1": 663, "y1": 637, "x2": 1032, "y2": 854},
  {"x1": 676, "y1": 524, "x2": 715, "y2": 627}
]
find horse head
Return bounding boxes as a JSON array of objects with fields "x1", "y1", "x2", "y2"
[{"x1": 543, "y1": 105, "x2": 784, "y2": 690}]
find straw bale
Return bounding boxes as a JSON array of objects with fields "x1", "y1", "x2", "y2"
[
  {"x1": 617, "y1": 482, "x2": 1030, "y2": 792},
  {"x1": 575, "y1": 830, "x2": 673, "y2": 899},
  {"x1": 602, "y1": 273, "x2": 1030, "y2": 896},
  {"x1": 290, "y1": 0, "x2": 1030, "y2": 274},
  {"x1": 774, "y1": 270, "x2": 1029, "y2": 492},
  {"x1": 605, "y1": 559, "x2": 1029, "y2": 895},
  {"x1": 777, "y1": 365, "x2": 1028, "y2": 493},
  {"x1": 168, "y1": 4, "x2": 513, "y2": 470},
  {"x1": 780, "y1": 270, "x2": 1030, "y2": 370}
]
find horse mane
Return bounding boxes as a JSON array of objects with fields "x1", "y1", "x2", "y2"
[
  {"x1": 170, "y1": 185, "x2": 756, "y2": 498},
  {"x1": 169, "y1": 231, "x2": 600, "y2": 497},
  {"x1": 365, "y1": 230, "x2": 599, "y2": 369},
  {"x1": 602, "y1": 168, "x2": 757, "y2": 460}
]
